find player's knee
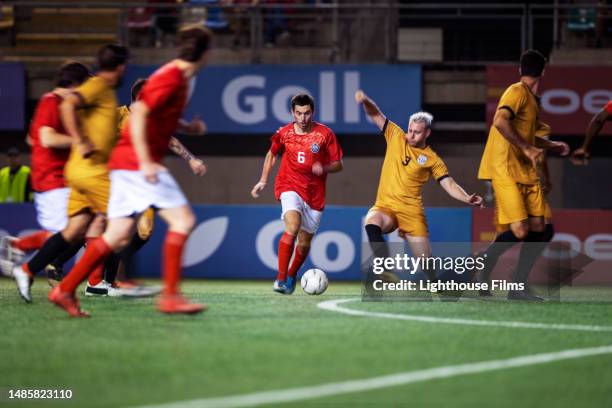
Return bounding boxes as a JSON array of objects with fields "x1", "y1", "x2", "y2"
[
  {"x1": 510, "y1": 224, "x2": 528, "y2": 240},
  {"x1": 285, "y1": 222, "x2": 300, "y2": 236}
]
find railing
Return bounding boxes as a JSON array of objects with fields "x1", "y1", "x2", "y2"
[{"x1": 1, "y1": 2, "x2": 610, "y2": 64}]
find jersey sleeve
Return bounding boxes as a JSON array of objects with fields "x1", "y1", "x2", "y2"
[
  {"x1": 605, "y1": 101, "x2": 612, "y2": 115},
  {"x1": 325, "y1": 129, "x2": 343, "y2": 163},
  {"x1": 269, "y1": 129, "x2": 283, "y2": 155},
  {"x1": 497, "y1": 85, "x2": 527, "y2": 120},
  {"x1": 140, "y1": 74, "x2": 180, "y2": 112},
  {"x1": 431, "y1": 155, "x2": 449, "y2": 181},
  {"x1": 382, "y1": 119, "x2": 404, "y2": 143},
  {"x1": 76, "y1": 77, "x2": 106, "y2": 107},
  {"x1": 535, "y1": 119, "x2": 551, "y2": 138}
]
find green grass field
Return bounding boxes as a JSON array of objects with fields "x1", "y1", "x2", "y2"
[{"x1": 1, "y1": 278, "x2": 612, "y2": 408}]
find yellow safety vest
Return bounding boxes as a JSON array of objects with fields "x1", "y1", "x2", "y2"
[{"x1": 0, "y1": 165, "x2": 31, "y2": 203}]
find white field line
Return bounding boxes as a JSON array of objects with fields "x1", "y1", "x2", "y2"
[
  {"x1": 317, "y1": 298, "x2": 612, "y2": 332},
  {"x1": 136, "y1": 344, "x2": 612, "y2": 408}
]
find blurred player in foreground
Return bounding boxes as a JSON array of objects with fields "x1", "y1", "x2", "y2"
[
  {"x1": 48, "y1": 25, "x2": 212, "y2": 317},
  {"x1": 12, "y1": 45, "x2": 128, "y2": 303},
  {"x1": 355, "y1": 90, "x2": 482, "y2": 286},
  {"x1": 0, "y1": 62, "x2": 91, "y2": 284},
  {"x1": 571, "y1": 99, "x2": 612, "y2": 165},
  {"x1": 251, "y1": 93, "x2": 343, "y2": 294},
  {"x1": 477, "y1": 50, "x2": 569, "y2": 301},
  {"x1": 92, "y1": 77, "x2": 206, "y2": 296}
]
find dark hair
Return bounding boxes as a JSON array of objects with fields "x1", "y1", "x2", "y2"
[
  {"x1": 56, "y1": 61, "x2": 91, "y2": 88},
  {"x1": 520, "y1": 49, "x2": 547, "y2": 78},
  {"x1": 97, "y1": 44, "x2": 129, "y2": 71},
  {"x1": 131, "y1": 78, "x2": 147, "y2": 102},
  {"x1": 178, "y1": 25, "x2": 212, "y2": 62},
  {"x1": 291, "y1": 93, "x2": 315, "y2": 112}
]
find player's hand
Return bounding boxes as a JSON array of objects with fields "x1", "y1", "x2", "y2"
[
  {"x1": 140, "y1": 162, "x2": 162, "y2": 184},
  {"x1": 185, "y1": 116, "x2": 207, "y2": 136},
  {"x1": 570, "y1": 147, "x2": 590, "y2": 166},
  {"x1": 76, "y1": 139, "x2": 96, "y2": 158},
  {"x1": 523, "y1": 145, "x2": 544, "y2": 168},
  {"x1": 312, "y1": 162, "x2": 324, "y2": 176},
  {"x1": 251, "y1": 181, "x2": 267, "y2": 198},
  {"x1": 467, "y1": 194, "x2": 484, "y2": 208},
  {"x1": 354, "y1": 90, "x2": 366, "y2": 104},
  {"x1": 550, "y1": 141, "x2": 570, "y2": 156},
  {"x1": 189, "y1": 158, "x2": 207, "y2": 176}
]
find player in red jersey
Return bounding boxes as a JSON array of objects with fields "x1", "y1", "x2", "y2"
[
  {"x1": 251, "y1": 93, "x2": 343, "y2": 294},
  {"x1": 0, "y1": 62, "x2": 91, "y2": 284},
  {"x1": 48, "y1": 25, "x2": 211, "y2": 317},
  {"x1": 571, "y1": 100, "x2": 612, "y2": 165}
]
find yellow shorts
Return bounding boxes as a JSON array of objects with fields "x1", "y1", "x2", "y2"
[
  {"x1": 492, "y1": 179, "x2": 546, "y2": 226},
  {"x1": 137, "y1": 208, "x2": 155, "y2": 239},
  {"x1": 67, "y1": 173, "x2": 110, "y2": 217},
  {"x1": 495, "y1": 200, "x2": 552, "y2": 232},
  {"x1": 368, "y1": 203, "x2": 428, "y2": 237}
]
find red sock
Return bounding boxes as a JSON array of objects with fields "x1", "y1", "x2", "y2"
[
  {"x1": 277, "y1": 232, "x2": 296, "y2": 281},
  {"x1": 60, "y1": 238, "x2": 112, "y2": 294},
  {"x1": 288, "y1": 245, "x2": 309, "y2": 278},
  {"x1": 86, "y1": 238, "x2": 104, "y2": 286},
  {"x1": 13, "y1": 231, "x2": 51, "y2": 251},
  {"x1": 21, "y1": 263, "x2": 33, "y2": 278},
  {"x1": 163, "y1": 231, "x2": 188, "y2": 296}
]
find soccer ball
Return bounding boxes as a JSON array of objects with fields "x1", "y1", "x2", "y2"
[{"x1": 300, "y1": 268, "x2": 328, "y2": 295}]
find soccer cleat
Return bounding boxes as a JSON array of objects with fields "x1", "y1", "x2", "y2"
[
  {"x1": 157, "y1": 294, "x2": 207, "y2": 315},
  {"x1": 45, "y1": 264, "x2": 64, "y2": 287},
  {"x1": 48, "y1": 286, "x2": 90, "y2": 318},
  {"x1": 1, "y1": 236, "x2": 25, "y2": 263},
  {"x1": 12, "y1": 265, "x2": 33, "y2": 303},
  {"x1": 272, "y1": 279, "x2": 285, "y2": 294},
  {"x1": 85, "y1": 280, "x2": 123, "y2": 297},
  {"x1": 115, "y1": 281, "x2": 162, "y2": 298},
  {"x1": 283, "y1": 276, "x2": 297, "y2": 295},
  {"x1": 507, "y1": 289, "x2": 544, "y2": 302}
]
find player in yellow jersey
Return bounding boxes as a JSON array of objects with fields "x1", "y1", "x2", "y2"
[
  {"x1": 476, "y1": 50, "x2": 569, "y2": 301},
  {"x1": 12, "y1": 45, "x2": 129, "y2": 303},
  {"x1": 355, "y1": 90, "x2": 483, "y2": 286}
]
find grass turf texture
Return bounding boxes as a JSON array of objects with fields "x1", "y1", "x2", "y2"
[{"x1": 1, "y1": 279, "x2": 611, "y2": 408}]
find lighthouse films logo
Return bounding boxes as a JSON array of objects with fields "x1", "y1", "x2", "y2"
[{"x1": 360, "y1": 242, "x2": 607, "y2": 302}]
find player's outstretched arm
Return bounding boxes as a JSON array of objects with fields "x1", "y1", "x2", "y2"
[
  {"x1": 534, "y1": 136, "x2": 569, "y2": 156},
  {"x1": 493, "y1": 108, "x2": 543, "y2": 168},
  {"x1": 572, "y1": 107, "x2": 611, "y2": 165},
  {"x1": 251, "y1": 150, "x2": 277, "y2": 198},
  {"x1": 130, "y1": 101, "x2": 161, "y2": 184},
  {"x1": 355, "y1": 90, "x2": 386, "y2": 131},
  {"x1": 59, "y1": 92, "x2": 94, "y2": 158},
  {"x1": 39, "y1": 126, "x2": 73, "y2": 149},
  {"x1": 439, "y1": 177, "x2": 483, "y2": 208},
  {"x1": 168, "y1": 136, "x2": 207, "y2": 176}
]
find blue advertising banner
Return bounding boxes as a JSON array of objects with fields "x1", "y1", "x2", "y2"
[
  {"x1": 0, "y1": 63, "x2": 25, "y2": 130},
  {"x1": 118, "y1": 64, "x2": 421, "y2": 134},
  {"x1": 0, "y1": 204, "x2": 470, "y2": 281}
]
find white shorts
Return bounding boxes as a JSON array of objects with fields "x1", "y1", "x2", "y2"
[
  {"x1": 280, "y1": 191, "x2": 323, "y2": 234},
  {"x1": 34, "y1": 188, "x2": 69, "y2": 232},
  {"x1": 107, "y1": 169, "x2": 188, "y2": 219}
]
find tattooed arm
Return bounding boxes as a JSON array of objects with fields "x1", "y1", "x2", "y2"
[{"x1": 168, "y1": 136, "x2": 207, "y2": 176}]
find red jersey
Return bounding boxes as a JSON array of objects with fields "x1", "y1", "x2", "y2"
[
  {"x1": 605, "y1": 100, "x2": 612, "y2": 115},
  {"x1": 270, "y1": 121, "x2": 342, "y2": 211},
  {"x1": 109, "y1": 62, "x2": 187, "y2": 170},
  {"x1": 29, "y1": 92, "x2": 70, "y2": 192}
]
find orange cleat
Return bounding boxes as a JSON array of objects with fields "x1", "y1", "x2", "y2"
[
  {"x1": 157, "y1": 294, "x2": 207, "y2": 315},
  {"x1": 48, "y1": 286, "x2": 90, "y2": 318}
]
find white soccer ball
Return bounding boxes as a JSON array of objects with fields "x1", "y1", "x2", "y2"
[{"x1": 301, "y1": 268, "x2": 328, "y2": 295}]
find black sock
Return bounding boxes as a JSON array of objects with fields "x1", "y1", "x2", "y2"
[
  {"x1": 543, "y1": 223, "x2": 554, "y2": 242},
  {"x1": 512, "y1": 231, "x2": 546, "y2": 285},
  {"x1": 120, "y1": 234, "x2": 149, "y2": 259},
  {"x1": 103, "y1": 253, "x2": 120, "y2": 284},
  {"x1": 49, "y1": 240, "x2": 83, "y2": 270},
  {"x1": 365, "y1": 224, "x2": 389, "y2": 260},
  {"x1": 27, "y1": 233, "x2": 70, "y2": 275},
  {"x1": 479, "y1": 229, "x2": 521, "y2": 282}
]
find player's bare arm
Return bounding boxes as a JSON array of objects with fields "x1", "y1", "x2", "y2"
[
  {"x1": 493, "y1": 107, "x2": 543, "y2": 167},
  {"x1": 168, "y1": 136, "x2": 207, "y2": 176},
  {"x1": 251, "y1": 150, "x2": 277, "y2": 198},
  {"x1": 177, "y1": 115, "x2": 207, "y2": 135},
  {"x1": 39, "y1": 126, "x2": 73, "y2": 149},
  {"x1": 355, "y1": 90, "x2": 386, "y2": 130},
  {"x1": 572, "y1": 107, "x2": 611, "y2": 165},
  {"x1": 534, "y1": 136, "x2": 569, "y2": 156},
  {"x1": 59, "y1": 92, "x2": 94, "y2": 158},
  {"x1": 130, "y1": 100, "x2": 163, "y2": 183},
  {"x1": 439, "y1": 177, "x2": 483, "y2": 207},
  {"x1": 313, "y1": 160, "x2": 343, "y2": 176}
]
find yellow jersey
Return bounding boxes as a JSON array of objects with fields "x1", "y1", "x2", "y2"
[
  {"x1": 375, "y1": 120, "x2": 449, "y2": 208},
  {"x1": 478, "y1": 81, "x2": 540, "y2": 184},
  {"x1": 117, "y1": 105, "x2": 130, "y2": 136},
  {"x1": 65, "y1": 76, "x2": 118, "y2": 180}
]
